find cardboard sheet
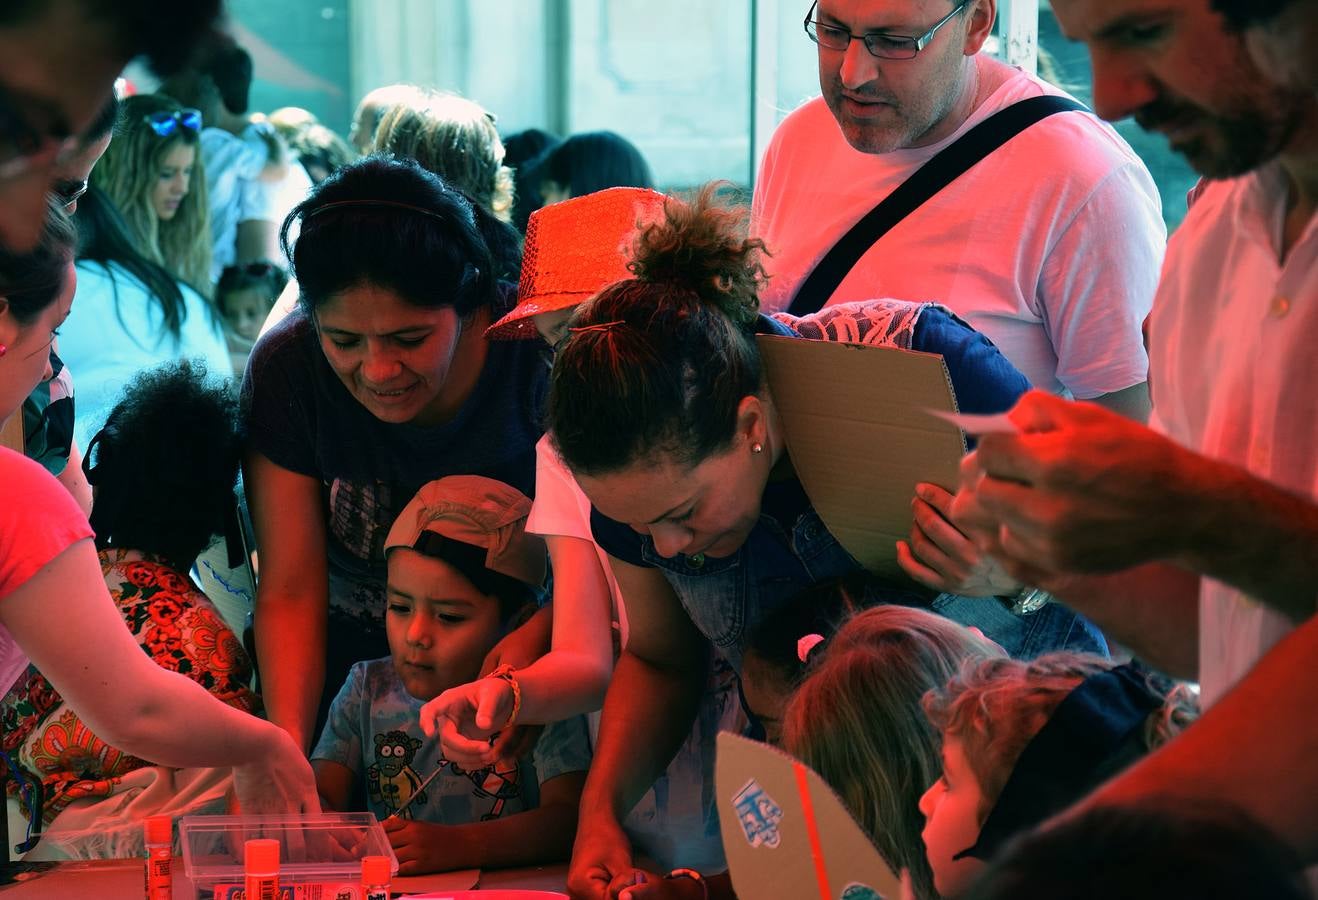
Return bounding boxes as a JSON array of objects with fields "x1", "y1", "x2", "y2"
[
  {"x1": 393, "y1": 867, "x2": 480, "y2": 894},
  {"x1": 758, "y1": 335, "x2": 966, "y2": 578},
  {"x1": 716, "y1": 732, "x2": 902, "y2": 900}
]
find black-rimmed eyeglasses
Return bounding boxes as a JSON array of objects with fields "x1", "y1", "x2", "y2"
[
  {"x1": 804, "y1": 0, "x2": 970, "y2": 60},
  {"x1": 52, "y1": 178, "x2": 89, "y2": 211}
]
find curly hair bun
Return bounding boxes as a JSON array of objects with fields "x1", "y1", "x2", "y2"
[{"x1": 628, "y1": 183, "x2": 768, "y2": 327}]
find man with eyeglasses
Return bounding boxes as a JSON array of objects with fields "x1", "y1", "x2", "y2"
[
  {"x1": 753, "y1": 1, "x2": 1164, "y2": 402},
  {"x1": 749, "y1": 0, "x2": 1167, "y2": 600},
  {"x1": 0, "y1": 0, "x2": 222, "y2": 253}
]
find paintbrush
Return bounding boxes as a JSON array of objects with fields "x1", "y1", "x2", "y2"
[{"x1": 383, "y1": 764, "x2": 448, "y2": 821}]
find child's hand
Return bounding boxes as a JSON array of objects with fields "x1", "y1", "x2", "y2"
[
  {"x1": 614, "y1": 869, "x2": 701, "y2": 900},
  {"x1": 383, "y1": 817, "x2": 467, "y2": 875}
]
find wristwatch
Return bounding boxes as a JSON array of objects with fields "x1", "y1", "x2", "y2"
[{"x1": 1007, "y1": 585, "x2": 1050, "y2": 615}]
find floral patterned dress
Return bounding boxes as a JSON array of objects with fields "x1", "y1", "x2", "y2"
[{"x1": 0, "y1": 549, "x2": 259, "y2": 827}]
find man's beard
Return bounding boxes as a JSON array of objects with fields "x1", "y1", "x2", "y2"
[{"x1": 1135, "y1": 92, "x2": 1304, "y2": 178}]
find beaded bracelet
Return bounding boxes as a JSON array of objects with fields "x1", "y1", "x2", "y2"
[
  {"x1": 664, "y1": 868, "x2": 709, "y2": 900},
  {"x1": 487, "y1": 663, "x2": 522, "y2": 730}
]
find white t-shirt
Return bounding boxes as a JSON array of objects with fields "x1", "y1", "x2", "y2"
[
  {"x1": 61, "y1": 260, "x2": 232, "y2": 449},
  {"x1": 249, "y1": 159, "x2": 315, "y2": 270},
  {"x1": 202, "y1": 124, "x2": 274, "y2": 283},
  {"x1": 526, "y1": 434, "x2": 627, "y2": 640},
  {"x1": 752, "y1": 65, "x2": 1166, "y2": 399},
  {"x1": 1147, "y1": 161, "x2": 1318, "y2": 708}
]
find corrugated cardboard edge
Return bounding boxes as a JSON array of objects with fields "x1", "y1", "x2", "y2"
[
  {"x1": 758, "y1": 335, "x2": 965, "y2": 579},
  {"x1": 716, "y1": 732, "x2": 903, "y2": 900}
]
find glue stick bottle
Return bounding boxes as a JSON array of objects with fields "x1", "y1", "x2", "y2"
[
  {"x1": 244, "y1": 838, "x2": 281, "y2": 900},
  {"x1": 143, "y1": 814, "x2": 172, "y2": 900},
  {"x1": 361, "y1": 855, "x2": 391, "y2": 900}
]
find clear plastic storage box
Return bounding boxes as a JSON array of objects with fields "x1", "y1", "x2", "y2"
[{"x1": 179, "y1": 812, "x2": 398, "y2": 900}]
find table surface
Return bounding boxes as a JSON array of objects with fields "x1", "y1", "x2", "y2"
[{"x1": 0, "y1": 858, "x2": 571, "y2": 898}]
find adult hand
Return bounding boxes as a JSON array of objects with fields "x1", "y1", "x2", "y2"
[
  {"x1": 383, "y1": 818, "x2": 467, "y2": 876},
  {"x1": 231, "y1": 726, "x2": 322, "y2": 815},
  {"x1": 567, "y1": 811, "x2": 634, "y2": 900},
  {"x1": 615, "y1": 868, "x2": 701, "y2": 900},
  {"x1": 897, "y1": 483, "x2": 1023, "y2": 597},
  {"x1": 420, "y1": 678, "x2": 514, "y2": 770},
  {"x1": 952, "y1": 391, "x2": 1197, "y2": 580}
]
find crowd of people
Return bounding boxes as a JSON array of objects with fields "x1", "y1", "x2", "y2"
[{"x1": 0, "y1": 0, "x2": 1315, "y2": 897}]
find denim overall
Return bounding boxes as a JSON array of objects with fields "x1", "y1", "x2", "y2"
[{"x1": 638, "y1": 501, "x2": 1106, "y2": 671}]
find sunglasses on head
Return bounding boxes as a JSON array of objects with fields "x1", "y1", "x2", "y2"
[{"x1": 143, "y1": 108, "x2": 203, "y2": 138}]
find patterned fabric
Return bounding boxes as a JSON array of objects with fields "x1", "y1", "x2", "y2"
[
  {"x1": 773, "y1": 298, "x2": 925, "y2": 348},
  {"x1": 21, "y1": 349, "x2": 75, "y2": 476},
  {"x1": 312, "y1": 658, "x2": 591, "y2": 825},
  {"x1": 0, "y1": 550, "x2": 258, "y2": 826}
]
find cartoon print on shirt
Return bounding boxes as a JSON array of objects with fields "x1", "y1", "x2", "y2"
[
  {"x1": 465, "y1": 760, "x2": 522, "y2": 821},
  {"x1": 366, "y1": 728, "x2": 527, "y2": 821},
  {"x1": 367, "y1": 730, "x2": 427, "y2": 817}
]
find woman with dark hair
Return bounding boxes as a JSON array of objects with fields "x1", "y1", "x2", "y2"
[
  {"x1": 503, "y1": 128, "x2": 561, "y2": 233},
  {"x1": 522, "y1": 131, "x2": 654, "y2": 226},
  {"x1": 58, "y1": 185, "x2": 229, "y2": 449},
  {"x1": 547, "y1": 186, "x2": 1106, "y2": 897},
  {"x1": 242, "y1": 154, "x2": 545, "y2": 753}
]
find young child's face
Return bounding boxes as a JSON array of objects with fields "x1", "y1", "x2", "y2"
[
  {"x1": 740, "y1": 650, "x2": 794, "y2": 746},
  {"x1": 385, "y1": 548, "x2": 504, "y2": 702},
  {"x1": 917, "y1": 736, "x2": 989, "y2": 898},
  {"x1": 222, "y1": 287, "x2": 272, "y2": 341},
  {"x1": 532, "y1": 306, "x2": 577, "y2": 348}
]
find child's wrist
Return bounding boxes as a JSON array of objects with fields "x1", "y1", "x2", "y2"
[{"x1": 486, "y1": 664, "x2": 522, "y2": 729}]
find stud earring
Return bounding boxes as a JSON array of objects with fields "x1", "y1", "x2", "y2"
[
  {"x1": 751, "y1": 442, "x2": 763, "y2": 454},
  {"x1": 0, "y1": 344, "x2": 7, "y2": 357}
]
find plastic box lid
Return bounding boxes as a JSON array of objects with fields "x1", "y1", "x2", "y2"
[{"x1": 179, "y1": 813, "x2": 399, "y2": 883}]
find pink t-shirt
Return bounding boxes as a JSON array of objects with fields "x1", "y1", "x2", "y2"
[
  {"x1": 1147, "y1": 162, "x2": 1318, "y2": 708},
  {"x1": 0, "y1": 447, "x2": 95, "y2": 690},
  {"x1": 752, "y1": 64, "x2": 1165, "y2": 399}
]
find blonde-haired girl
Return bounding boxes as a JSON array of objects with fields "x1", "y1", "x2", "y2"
[
  {"x1": 782, "y1": 605, "x2": 1005, "y2": 900},
  {"x1": 90, "y1": 93, "x2": 212, "y2": 296}
]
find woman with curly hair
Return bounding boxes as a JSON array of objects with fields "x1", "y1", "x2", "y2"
[
  {"x1": 89, "y1": 93, "x2": 212, "y2": 295},
  {"x1": 537, "y1": 184, "x2": 1104, "y2": 897}
]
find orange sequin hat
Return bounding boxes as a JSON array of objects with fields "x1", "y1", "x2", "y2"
[{"x1": 485, "y1": 186, "x2": 668, "y2": 340}]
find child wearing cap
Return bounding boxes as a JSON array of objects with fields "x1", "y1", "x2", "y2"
[
  {"x1": 917, "y1": 654, "x2": 1198, "y2": 898},
  {"x1": 310, "y1": 475, "x2": 592, "y2": 875}
]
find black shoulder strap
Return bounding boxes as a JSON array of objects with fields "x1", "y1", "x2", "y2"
[{"x1": 786, "y1": 95, "x2": 1088, "y2": 316}]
